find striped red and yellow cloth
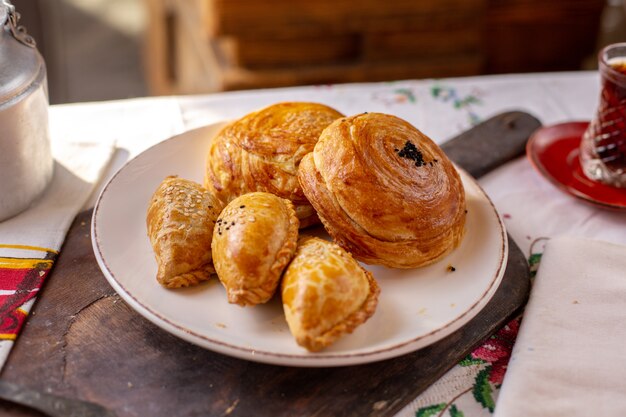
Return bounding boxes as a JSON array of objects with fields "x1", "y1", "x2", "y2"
[{"x1": 0, "y1": 244, "x2": 57, "y2": 341}]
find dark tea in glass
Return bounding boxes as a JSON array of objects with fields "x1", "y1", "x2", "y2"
[{"x1": 580, "y1": 43, "x2": 626, "y2": 187}]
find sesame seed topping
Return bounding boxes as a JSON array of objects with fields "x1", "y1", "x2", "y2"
[{"x1": 396, "y1": 141, "x2": 425, "y2": 167}]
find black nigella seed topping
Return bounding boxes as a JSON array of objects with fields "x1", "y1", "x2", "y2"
[
  {"x1": 240, "y1": 205, "x2": 245, "y2": 209},
  {"x1": 396, "y1": 141, "x2": 425, "y2": 167},
  {"x1": 231, "y1": 221, "x2": 235, "y2": 226}
]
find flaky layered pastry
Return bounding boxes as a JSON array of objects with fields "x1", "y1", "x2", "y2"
[
  {"x1": 204, "y1": 102, "x2": 344, "y2": 228},
  {"x1": 281, "y1": 236, "x2": 380, "y2": 352},
  {"x1": 212, "y1": 192, "x2": 299, "y2": 306},
  {"x1": 147, "y1": 176, "x2": 223, "y2": 288},
  {"x1": 298, "y1": 113, "x2": 466, "y2": 268}
]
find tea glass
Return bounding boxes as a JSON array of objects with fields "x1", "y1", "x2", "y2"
[{"x1": 580, "y1": 43, "x2": 626, "y2": 188}]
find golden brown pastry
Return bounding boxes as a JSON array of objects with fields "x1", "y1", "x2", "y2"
[
  {"x1": 147, "y1": 176, "x2": 223, "y2": 288},
  {"x1": 298, "y1": 113, "x2": 466, "y2": 268},
  {"x1": 281, "y1": 236, "x2": 380, "y2": 352},
  {"x1": 205, "y1": 102, "x2": 344, "y2": 228},
  {"x1": 212, "y1": 192, "x2": 299, "y2": 306}
]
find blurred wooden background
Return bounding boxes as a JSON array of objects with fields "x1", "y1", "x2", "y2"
[
  {"x1": 15, "y1": 0, "x2": 626, "y2": 102},
  {"x1": 144, "y1": 0, "x2": 609, "y2": 94}
]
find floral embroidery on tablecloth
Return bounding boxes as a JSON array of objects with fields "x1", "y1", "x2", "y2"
[
  {"x1": 528, "y1": 238, "x2": 549, "y2": 282},
  {"x1": 412, "y1": 249, "x2": 544, "y2": 417},
  {"x1": 371, "y1": 88, "x2": 419, "y2": 106},
  {"x1": 430, "y1": 84, "x2": 483, "y2": 126}
]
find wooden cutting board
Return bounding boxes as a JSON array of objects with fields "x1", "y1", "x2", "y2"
[{"x1": 0, "y1": 112, "x2": 540, "y2": 417}]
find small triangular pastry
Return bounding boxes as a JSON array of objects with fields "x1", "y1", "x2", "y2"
[
  {"x1": 281, "y1": 236, "x2": 380, "y2": 352},
  {"x1": 147, "y1": 176, "x2": 222, "y2": 288},
  {"x1": 212, "y1": 192, "x2": 299, "y2": 306}
]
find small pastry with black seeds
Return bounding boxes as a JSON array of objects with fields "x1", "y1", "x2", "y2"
[{"x1": 212, "y1": 192, "x2": 299, "y2": 306}]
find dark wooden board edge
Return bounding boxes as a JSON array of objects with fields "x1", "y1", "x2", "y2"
[{"x1": 442, "y1": 110, "x2": 542, "y2": 179}]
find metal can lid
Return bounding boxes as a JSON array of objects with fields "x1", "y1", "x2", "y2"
[{"x1": 0, "y1": 0, "x2": 44, "y2": 105}]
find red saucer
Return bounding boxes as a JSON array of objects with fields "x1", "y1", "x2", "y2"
[{"x1": 526, "y1": 121, "x2": 626, "y2": 210}]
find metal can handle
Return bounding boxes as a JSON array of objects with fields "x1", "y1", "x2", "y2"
[{"x1": 2, "y1": 0, "x2": 36, "y2": 48}]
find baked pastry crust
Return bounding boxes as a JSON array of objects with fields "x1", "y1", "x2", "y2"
[
  {"x1": 212, "y1": 192, "x2": 299, "y2": 306},
  {"x1": 281, "y1": 236, "x2": 380, "y2": 352},
  {"x1": 147, "y1": 176, "x2": 223, "y2": 288},
  {"x1": 298, "y1": 113, "x2": 466, "y2": 268},
  {"x1": 205, "y1": 102, "x2": 343, "y2": 228}
]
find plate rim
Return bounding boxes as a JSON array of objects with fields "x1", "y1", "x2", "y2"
[{"x1": 91, "y1": 123, "x2": 508, "y2": 367}]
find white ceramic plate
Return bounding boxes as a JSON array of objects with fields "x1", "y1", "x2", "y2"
[{"x1": 92, "y1": 123, "x2": 508, "y2": 367}]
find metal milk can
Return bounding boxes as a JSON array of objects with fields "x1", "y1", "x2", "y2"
[{"x1": 0, "y1": 0, "x2": 52, "y2": 221}]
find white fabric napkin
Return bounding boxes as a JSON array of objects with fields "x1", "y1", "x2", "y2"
[
  {"x1": 494, "y1": 236, "x2": 626, "y2": 416},
  {"x1": 0, "y1": 137, "x2": 115, "y2": 368}
]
